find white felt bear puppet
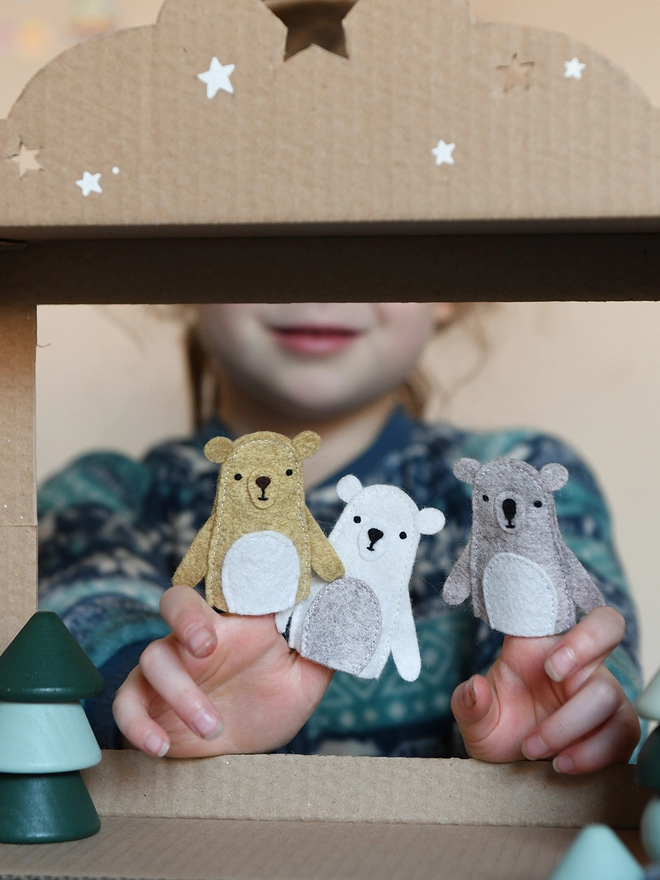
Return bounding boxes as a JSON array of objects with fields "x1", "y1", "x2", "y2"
[{"x1": 276, "y1": 476, "x2": 445, "y2": 682}]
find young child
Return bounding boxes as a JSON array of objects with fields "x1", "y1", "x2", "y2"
[{"x1": 38, "y1": 303, "x2": 642, "y2": 771}]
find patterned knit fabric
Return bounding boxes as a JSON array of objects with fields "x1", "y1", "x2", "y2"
[{"x1": 38, "y1": 410, "x2": 642, "y2": 754}]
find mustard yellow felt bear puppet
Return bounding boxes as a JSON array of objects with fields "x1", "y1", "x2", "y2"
[{"x1": 172, "y1": 430, "x2": 344, "y2": 614}]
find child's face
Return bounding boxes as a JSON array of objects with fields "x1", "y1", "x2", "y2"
[{"x1": 195, "y1": 303, "x2": 455, "y2": 419}]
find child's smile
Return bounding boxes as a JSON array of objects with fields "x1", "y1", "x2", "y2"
[{"x1": 268, "y1": 323, "x2": 363, "y2": 356}]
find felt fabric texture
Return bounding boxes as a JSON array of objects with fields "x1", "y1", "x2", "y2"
[
  {"x1": 222, "y1": 531, "x2": 301, "y2": 615},
  {"x1": 173, "y1": 431, "x2": 344, "y2": 613},
  {"x1": 282, "y1": 476, "x2": 445, "y2": 681},
  {"x1": 443, "y1": 457, "x2": 605, "y2": 636},
  {"x1": 300, "y1": 577, "x2": 382, "y2": 675}
]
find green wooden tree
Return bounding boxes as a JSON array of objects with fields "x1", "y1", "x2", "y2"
[
  {"x1": 0, "y1": 611, "x2": 105, "y2": 843},
  {"x1": 636, "y1": 668, "x2": 660, "y2": 863}
]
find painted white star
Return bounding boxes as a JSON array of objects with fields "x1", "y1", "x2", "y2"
[
  {"x1": 198, "y1": 57, "x2": 235, "y2": 99},
  {"x1": 564, "y1": 57, "x2": 586, "y2": 80},
  {"x1": 76, "y1": 171, "x2": 103, "y2": 196},
  {"x1": 431, "y1": 140, "x2": 455, "y2": 166}
]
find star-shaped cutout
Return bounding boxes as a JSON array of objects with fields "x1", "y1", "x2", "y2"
[
  {"x1": 564, "y1": 57, "x2": 586, "y2": 80},
  {"x1": 9, "y1": 142, "x2": 43, "y2": 179},
  {"x1": 267, "y1": 0, "x2": 354, "y2": 61},
  {"x1": 76, "y1": 171, "x2": 103, "y2": 196},
  {"x1": 497, "y1": 52, "x2": 534, "y2": 92},
  {"x1": 431, "y1": 140, "x2": 455, "y2": 166},
  {"x1": 198, "y1": 57, "x2": 235, "y2": 99}
]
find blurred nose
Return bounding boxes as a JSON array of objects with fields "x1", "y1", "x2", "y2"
[{"x1": 256, "y1": 476, "x2": 271, "y2": 491}]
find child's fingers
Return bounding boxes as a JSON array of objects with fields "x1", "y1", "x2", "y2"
[
  {"x1": 450, "y1": 674, "x2": 498, "y2": 748},
  {"x1": 160, "y1": 585, "x2": 219, "y2": 659},
  {"x1": 138, "y1": 637, "x2": 224, "y2": 741},
  {"x1": 112, "y1": 666, "x2": 171, "y2": 758},
  {"x1": 552, "y1": 704, "x2": 642, "y2": 774},
  {"x1": 545, "y1": 606, "x2": 625, "y2": 683},
  {"x1": 522, "y1": 667, "x2": 623, "y2": 762}
]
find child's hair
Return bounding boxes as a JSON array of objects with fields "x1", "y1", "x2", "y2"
[{"x1": 185, "y1": 303, "x2": 482, "y2": 429}]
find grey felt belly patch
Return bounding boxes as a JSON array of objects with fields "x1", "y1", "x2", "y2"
[{"x1": 300, "y1": 577, "x2": 382, "y2": 675}]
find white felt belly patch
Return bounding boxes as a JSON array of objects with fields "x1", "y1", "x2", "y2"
[
  {"x1": 222, "y1": 531, "x2": 300, "y2": 615},
  {"x1": 483, "y1": 552, "x2": 558, "y2": 637}
]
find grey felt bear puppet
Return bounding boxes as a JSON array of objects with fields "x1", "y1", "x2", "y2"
[{"x1": 443, "y1": 457, "x2": 604, "y2": 636}]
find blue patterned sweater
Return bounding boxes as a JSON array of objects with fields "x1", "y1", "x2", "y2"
[{"x1": 38, "y1": 410, "x2": 642, "y2": 755}]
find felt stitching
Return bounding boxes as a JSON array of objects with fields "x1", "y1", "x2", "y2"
[
  {"x1": 470, "y1": 460, "x2": 546, "y2": 578},
  {"x1": 450, "y1": 456, "x2": 602, "y2": 635},
  {"x1": 301, "y1": 578, "x2": 381, "y2": 674},
  {"x1": 483, "y1": 552, "x2": 557, "y2": 635},
  {"x1": 208, "y1": 438, "x2": 307, "y2": 595},
  {"x1": 359, "y1": 485, "x2": 417, "y2": 674}
]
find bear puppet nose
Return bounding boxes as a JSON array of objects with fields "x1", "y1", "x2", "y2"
[
  {"x1": 502, "y1": 498, "x2": 517, "y2": 528},
  {"x1": 256, "y1": 476, "x2": 271, "y2": 491},
  {"x1": 367, "y1": 527, "x2": 384, "y2": 551}
]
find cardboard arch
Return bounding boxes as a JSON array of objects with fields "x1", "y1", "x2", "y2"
[{"x1": 1, "y1": 0, "x2": 660, "y2": 236}]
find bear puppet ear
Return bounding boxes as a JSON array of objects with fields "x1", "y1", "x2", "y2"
[
  {"x1": 538, "y1": 462, "x2": 569, "y2": 492},
  {"x1": 292, "y1": 430, "x2": 322, "y2": 460},
  {"x1": 204, "y1": 436, "x2": 234, "y2": 463},
  {"x1": 416, "y1": 507, "x2": 446, "y2": 535},
  {"x1": 336, "y1": 474, "x2": 363, "y2": 503},
  {"x1": 453, "y1": 458, "x2": 481, "y2": 485}
]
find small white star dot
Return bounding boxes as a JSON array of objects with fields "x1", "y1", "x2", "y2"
[
  {"x1": 112, "y1": 166, "x2": 120, "y2": 175},
  {"x1": 198, "y1": 57, "x2": 235, "y2": 99},
  {"x1": 564, "y1": 57, "x2": 586, "y2": 80},
  {"x1": 431, "y1": 140, "x2": 455, "y2": 166},
  {"x1": 76, "y1": 171, "x2": 103, "y2": 196}
]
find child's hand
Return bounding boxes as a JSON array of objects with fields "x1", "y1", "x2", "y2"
[
  {"x1": 112, "y1": 586, "x2": 332, "y2": 758},
  {"x1": 451, "y1": 606, "x2": 641, "y2": 773}
]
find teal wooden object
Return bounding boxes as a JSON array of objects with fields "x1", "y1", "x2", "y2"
[
  {"x1": 0, "y1": 772, "x2": 100, "y2": 844},
  {"x1": 0, "y1": 611, "x2": 105, "y2": 844},
  {"x1": 547, "y1": 825, "x2": 643, "y2": 880},
  {"x1": 0, "y1": 611, "x2": 104, "y2": 701},
  {"x1": 635, "y1": 727, "x2": 660, "y2": 791},
  {"x1": 636, "y1": 667, "x2": 660, "y2": 721},
  {"x1": 642, "y1": 797, "x2": 660, "y2": 862},
  {"x1": 0, "y1": 701, "x2": 102, "y2": 773}
]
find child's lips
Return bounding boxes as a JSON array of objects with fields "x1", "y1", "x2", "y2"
[{"x1": 269, "y1": 325, "x2": 362, "y2": 355}]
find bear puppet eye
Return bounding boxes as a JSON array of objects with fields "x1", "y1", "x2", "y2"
[
  {"x1": 234, "y1": 473, "x2": 242, "y2": 481},
  {"x1": 399, "y1": 531, "x2": 407, "y2": 540},
  {"x1": 482, "y1": 494, "x2": 489, "y2": 502},
  {"x1": 534, "y1": 500, "x2": 543, "y2": 508},
  {"x1": 353, "y1": 516, "x2": 361, "y2": 524},
  {"x1": 286, "y1": 469, "x2": 293, "y2": 476}
]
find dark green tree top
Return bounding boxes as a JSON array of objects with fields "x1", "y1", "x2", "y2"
[{"x1": 0, "y1": 612, "x2": 105, "y2": 702}]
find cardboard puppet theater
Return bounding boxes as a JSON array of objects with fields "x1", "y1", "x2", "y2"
[{"x1": 0, "y1": 0, "x2": 657, "y2": 875}]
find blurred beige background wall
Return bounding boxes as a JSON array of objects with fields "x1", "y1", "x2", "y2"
[{"x1": 2, "y1": 1, "x2": 660, "y2": 680}]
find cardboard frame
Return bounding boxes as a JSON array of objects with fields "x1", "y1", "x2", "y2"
[{"x1": 0, "y1": 0, "x2": 657, "y2": 873}]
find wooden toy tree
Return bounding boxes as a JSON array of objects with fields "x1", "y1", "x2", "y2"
[
  {"x1": 635, "y1": 670, "x2": 660, "y2": 864},
  {"x1": 548, "y1": 672, "x2": 660, "y2": 880},
  {"x1": 0, "y1": 611, "x2": 105, "y2": 844}
]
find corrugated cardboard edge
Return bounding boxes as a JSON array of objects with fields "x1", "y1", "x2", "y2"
[
  {"x1": 85, "y1": 751, "x2": 649, "y2": 828},
  {"x1": 0, "y1": 306, "x2": 37, "y2": 654},
  {"x1": 2, "y1": 0, "x2": 660, "y2": 233}
]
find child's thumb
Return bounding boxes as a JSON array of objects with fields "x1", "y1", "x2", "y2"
[{"x1": 450, "y1": 674, "x2": 498, "y2": 749}]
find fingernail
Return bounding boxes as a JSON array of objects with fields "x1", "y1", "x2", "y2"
[
  {"x1": 144, "y1": 732, "x2": 169, "y2": 758},
  {"x1": 186, "y1": 624, "x2": 215, "y2": 657},
  {"x1": 546, "y1": 646, "x2": 576, "y2": 682},
  {"x1": 553, "y1": 755, "x2": 574, "y2": 774},
  {"x1": 462, "y1": 676, "x2": 477, "y2": 710},
  {"x1": 522, "y1": 734, "x2": 549, "y2": 760},
  {"x1": 191, "y1": 709, "x2": 224, "y2": 740}
]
